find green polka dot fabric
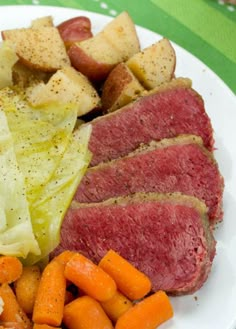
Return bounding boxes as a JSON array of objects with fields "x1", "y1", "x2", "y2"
[{"x1": 1, "y1": 0, "x2": 236, "y2": 93}]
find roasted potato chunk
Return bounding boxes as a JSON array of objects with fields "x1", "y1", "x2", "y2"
[
  {"x1": 26, "y1": 66, "x2": 100, "y2": 116},
  {"x1": 2, "y1": 27, "x2": 70, "y2": 72},
  {"x1": 126, "y1": 38, "x2": 176, "y2": 89},
  {"x1": 101, "y1": 63, "x2": 145, "y2": 112},
  {"x1": 68, "y1": 12, "x2": 140, "y2": 82}
]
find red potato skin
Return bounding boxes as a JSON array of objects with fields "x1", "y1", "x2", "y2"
[
  {"x1": 68, "y1": 43, "x2": 115, "y2": 82},
  {"x1": 57, "y1": 16, "x2": 93, "y2": 48}
]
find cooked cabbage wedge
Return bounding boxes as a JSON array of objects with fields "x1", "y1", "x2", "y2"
[
  {"x1": 0, "y1": 88, "x2": 92, "y2": 263},
  {"x1": 0, "y1": 88, "x2": 78, "y2": 203},
  {"x1": 0, "y1": 41, "x2": 18, "y2": 89},
  {"x1": 0, "y1": 109, "x2": 40, "y2": 257},
  {"x1": 26, "y1": 124, "x2": 92, "y2": 265}
]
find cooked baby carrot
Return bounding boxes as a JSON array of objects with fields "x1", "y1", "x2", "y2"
[
  {"x1": 14, "y1": 265, "x2": 41, "y2": 314},
  {"x1": 101, "y1": 290, "x2": 133, "y2": 322},
  {"x1": 99, "y1": 250, "x2": 151, "y2": 300},
  {"x1": 32, "y1": 260, "x2": 66, "y2": 326},
  {"x1": 63, "y1": 295, "x2": 114, "y2": 329},
  {"x1": 0, "y1": 256, "x2": 23, "y2": 284},
  {"x1": 115, "y1": 290, "x2": 173, "y2": 329},
  {"x1": 64, "y1": 252, "x2": 117, "y2": 302},
  {"x1": 53, "y1": 250, "x2": 75, "y2": 267},
  {"x1": 0, "y1": 322, "x2": 26, "y2": 329},
  {"x1": 0, "y1": 283, "x2": 32, "y2": 329},
  {"x1": 33, "y1": 324, "x2": 61, "y2": 329}
]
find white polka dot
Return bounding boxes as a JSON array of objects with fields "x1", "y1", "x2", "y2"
[
  {"x1": 109, "y1": 9, "x2": 117, "y2": 16},
  {"x1": 227, "y1": 5, "x2": 235, "y2": 11},
  {"x1": 100, "y1": 2, "x2": 108, "y2": 9}
]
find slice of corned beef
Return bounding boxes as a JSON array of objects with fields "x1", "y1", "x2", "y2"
[
  {"x1": 75, "y1": 135, "x2": 224, "y2": 223},
  {"x1": 86, "y1": 87, "x2": 214, "y2": 166},
  {"x1": 52, "y1": 192, "x2": 216, "y2": 295}
]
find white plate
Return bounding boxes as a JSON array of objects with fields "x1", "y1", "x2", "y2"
[{"x1": 1, "y1": 5, "x2": 236, "y2": 329}]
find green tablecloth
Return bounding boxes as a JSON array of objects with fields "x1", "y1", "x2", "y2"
[{"x1": 1, "y1": 0, "x2": 236, "y2": 93}]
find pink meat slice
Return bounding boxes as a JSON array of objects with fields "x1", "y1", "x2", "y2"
[
  {"x1": 75, "y1": 135, "x2": 224, "y2": 223},
  {"x1": 87, "y1": 87, "x2": 214, "y2": 166},
  {"x1": 52, "y1": 193, "x2": 216, "y2": 295}
]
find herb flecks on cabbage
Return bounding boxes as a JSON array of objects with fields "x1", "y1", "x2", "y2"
[
  {"x1": 0, "y1": 88, "x2": 78, "y2": 203},
  {"x1": 0, "y1": 88, "x2": 92, "y2": 263},
  {"x1": 0, "y1": 109, "x2": 40, "y2": 257},
  {"x1": 27, "y1": 124, "x2": 92, "y2": 265}
]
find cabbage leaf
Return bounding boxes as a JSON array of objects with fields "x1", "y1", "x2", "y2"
[
  {"x1": 0, "y1": 88, "x2": 92, "y2": 262},
  {"x1": 0, "y1": 41, "x2": 18, "y2": 89},
  {"x1": 0, "y1": 109, "x2": 40, "y2": 257},
  {"x1": 0, "y1": 88, "x2": 78, "y2": 203},
  {"x1": 26, "y1": 124, "x2": 92, "y2": 265}
]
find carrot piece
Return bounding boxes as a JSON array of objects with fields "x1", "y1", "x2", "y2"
[
  {"x1": 64, "y1": 252, "x2": 116, "y2": 302},
  {"x1": 0, "y1": 283, "x2": 32, "y2": 329},
  {"x1": 14, "y1": 266, "x2": 41, "y2": 314},
  {"x1": 32, "y1": 260, "x2": 66, "y2": 326},
  {"x1": 53, "y1": 250, "x2": 75, "y2": 267},
  {"x1": 63, "y1": 295, "x2": 114, "y2": 329},
  {"x1": 33, "y1": 324, "x2": 61, "y2": 329},
  {"x1": 115, "y1": 290, "x2": 173, "y2": 329},
  {"x1": 0, "y1": 256, "x2": 23, "y2": 284},
  {"x1": 100, "y1": 290, "x2": 133, "y2": 323},
  {"x1": 0, "y1": 322, "x2": 26, "y2": 329},
  {"x1": 99, "y1": 250, "x2": 151, "y2": 300}
]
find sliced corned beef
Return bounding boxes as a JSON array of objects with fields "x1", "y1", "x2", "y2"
[
  {"x1": 86, "y1": 87, "x2": 214, "y2": 166},
  {"x1": 52, "y1": 193, "x2": 216, "y2": 295},
  {"x1": 75, "y1": 135, "x2": 224, "y2": 223}
]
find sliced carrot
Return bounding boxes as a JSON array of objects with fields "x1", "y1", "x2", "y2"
[
  {"x1": 0, "y1": 283, "x2": 32, "y2": 329},
  {"x1": 99, "y1": 250, "x2": 151, "y2": 300},
  {"x1": 115, "y1": 290, "x2": 173, "y2": 329},
  {"x1": 64, "y1": 252, "x2": 117, "y2": 302},
  {"x1": 33, "y1": 324, "x2": 61, "y2": 329},
  {"x1": 0, "y1": 256, "x2": 23, "y2": 284},
  {"x1": 63, "y1": 295, "x2": 114, "y2": 329},
  {"x1": 32, "y1": 260, "x2": 66, "y2": 326},
  {"x1": 14, "y1": 265, "x2": 41, "y2": 314},
  {"x1": 101, "y1": 290, "x2": 133, "y2": 323}
]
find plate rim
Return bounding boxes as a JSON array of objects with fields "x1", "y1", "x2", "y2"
[{"x1": 0, "y1": 5, "x2": 236, "y2": 329}]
